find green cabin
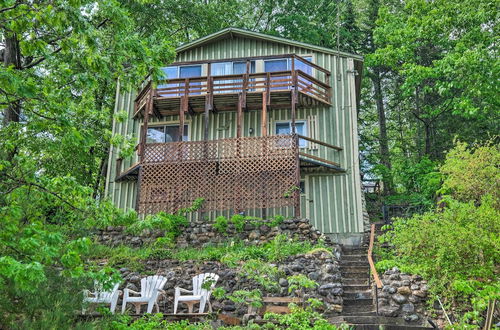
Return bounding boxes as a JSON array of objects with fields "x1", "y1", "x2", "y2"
[{"x1": 105, "y1": 28, "x2": 366, "y2": 244}]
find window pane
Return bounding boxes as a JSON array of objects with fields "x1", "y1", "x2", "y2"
[
  {"x1": 264, "y1": 59, "x2": 287, "y2": 72},
  {"x1": 164, "y1": 125, "x2": 180, "y2": 142},
  {"x1": 179, "y1": 65, "x2": 201, "y2": 78},
  {"x1": 233, "y1": 61, "x2": 256, "y2": 74},
  {"x1": 164, "y1": 125, "x2": 189, "y2": 142},
  {"x1": 161, "y1": 66, "x2": 178, "y2": 79},
  {"x1": 212, "y1": 62, "x2": 232, "y2": 76},
  {"x1": 296, "y1": 122, "x2": 307, "y2": 147},
  {"x1": 294, "y1": 57, "x2": 312, "y2": 75},
  {"x1": 147, "y1": 126, "x2": 165, "y2": 143},
  {"x1": 276, "y1": 122, "x2": 291, "y2": 135}
]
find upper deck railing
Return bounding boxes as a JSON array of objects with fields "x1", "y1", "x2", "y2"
[
  {"x1": 156, "y1": 70, "x2": 329, "y2": 101},
  {"x1": 134, "y1": 54, "x2": 332, "y2": 116}
]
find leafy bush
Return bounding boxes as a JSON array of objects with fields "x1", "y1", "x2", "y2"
[
  {"x1": 98, "y1": 313, "x2": 212, "y2": 329},
  {"x1": 213, "y1": 216, "x2": 229, "y2": 234},
  {"x1": 439, "y1": 140, "x2": 499, "y2": 206},
  {"x1": 287, "y1": 275, "x2": 318, "y2": 296},
  {"x1": 240, "y1": 259, "x2": 282, "y2": 291},
  {"x1": 379, "y1": 197, "x2": 500, "y2": 323},
  {"x1": 264, "y1": 304, "x2": 346, "y2": 329},
  {"x1": 230, "y1": 214, "x2": 246, "y2": 232}
]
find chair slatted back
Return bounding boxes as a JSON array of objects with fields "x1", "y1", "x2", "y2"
[
  {"x1": 95, "y1": 282, "x2": 120, "y2": 301},
  {"x1": 140, "y1": 275, "x2": 167, "y2": 298},
  {"x1": 192, "y1": 273, "x2": 219, "y2": 296}
]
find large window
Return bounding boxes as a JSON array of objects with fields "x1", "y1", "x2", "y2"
[
  {"x1": 146, "y1": 124, "x2": 188, "y2": 143},
  {"x1": 275, "y1": 121, "x2": 307, "y2": 148},
  {"x1": 159, "y1": 65, "x2": 202, "y2": 94},
  {"x1": 212, "y1": 61, "x2": 256, "y2": 76},
  {"x1": 264, "y1": 57, "x2": 312, "y2": 74},
  {"x1": 264, "y1": 57, "x2": 312, "y2": 91}
]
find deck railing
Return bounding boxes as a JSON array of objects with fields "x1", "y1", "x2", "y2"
[{"x1": 152, "y1": 70, "x2": 330, "y2": 104}]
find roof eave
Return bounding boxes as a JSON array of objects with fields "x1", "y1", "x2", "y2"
[{"x1": 176, "y1": 27, "x2": 364, "y2": 61}]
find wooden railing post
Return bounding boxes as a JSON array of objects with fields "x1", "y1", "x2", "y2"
[
  {"x1": 294, "y1": 134, "x2": 301, "y2": 218},
  {"x1": 139, "y1": 85, "x2": 153, "y2": 162}
]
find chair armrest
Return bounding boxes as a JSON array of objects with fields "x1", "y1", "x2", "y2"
[
  {"x1": 124, "y1": 288, "x2": 141, "y2": 296},
  {"x1": 175, "y1": 287, "x2": 193, "y2": 294},
  {"x1": 83, "y1": 290, "x2": 96, "y2": 298}
]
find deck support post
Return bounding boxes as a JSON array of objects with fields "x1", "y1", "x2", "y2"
[
  {"x1": 261, "y1": 92, "x2": 268, "y2": 137},
  {"x1": 139, "y1": 86, "x2": 153, "y2": 161},
  {"x1": 237, "y1": 93, "x2": 243, "y2": 138},
  {"x1": 204, "y1": 64, "x2": 212, "y2": 141},
  {"x1": 179, "y1": 78, "x2": 189, "y2": 141},
  {"x1": 294, "y1": 134, "x2": 301, "y2": 218},
  {"x1": 291, "y1": 70, "x2": 298, "y2": 134}
]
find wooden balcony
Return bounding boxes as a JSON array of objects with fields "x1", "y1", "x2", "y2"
[{"x1": 133, "y1": 55, "x2": 332, "y2": 118}]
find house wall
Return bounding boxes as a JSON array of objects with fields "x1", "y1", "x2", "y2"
[{"x1": 105, "y1": 36, "x2": 364, "y2": 242}]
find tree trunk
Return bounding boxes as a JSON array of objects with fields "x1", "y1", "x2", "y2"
[
  {"x1": 3, "y1": 34, "x2": 22, "y2": 126},
  {"x1": 371, "y1": 69, "x2": 393, "y2": 194}
]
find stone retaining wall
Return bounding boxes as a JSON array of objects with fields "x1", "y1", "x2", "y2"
[
  {"x1": 116, "y1": 250, "x2": 343, "y2": 318},
  {"x1": 377, "y1": 267, "x2": 429, "y2": 322},
  {"x1": 96, "y1": 218, "x2": 328, "y2": 248}
]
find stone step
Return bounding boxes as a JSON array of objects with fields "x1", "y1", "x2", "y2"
[
  {"x1": 341, "y1": 310, "x2": 377, "y2": 317},
  {"x1": 331, "y1": 315, "x2": 417, "y2": 325},
  {"x1": 342, "y1": 254, "x2": 367, "y2": 261},
  {"x1": 340, "y1": 265, "x2": 370, "y2": 273},
  {"x1": 341, "y1": 260, "x2": 368, "y2": 267},
  {"x1": 330, "y1": 315, "x2": 434, "y2": 329},
  {"x1": 342, "y1": 248, "x2": 368, "y2": 256},
  {"x1": 342, "y1": 283, "x2": 371, "y2": 292},
  {"x1": 341, "y1": 271, "x2": 370, "y2": 278},
  {"x1": 343, "y1": 278, "x2": 369, "y2": 285},
  {"x1": 341, "y1": 304, "x2": 376, "y2": 314},
  {"x1": 343, "y1": 298, "x2": 374, "y2": 306},
  {"x1": 343, "y1": 291, "x2": 372, "y2": 300}
]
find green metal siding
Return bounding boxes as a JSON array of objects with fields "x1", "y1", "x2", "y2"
[{"x1": 105, "y1": 35, "x2": 363, "y2": 235}]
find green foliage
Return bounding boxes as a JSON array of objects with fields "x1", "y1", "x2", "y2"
[
  {"x1": 126, "y1": 199, "x2": 203, "y2": 246},
  {"x1": 240, "y1": 260, "x2": 281, "y2": 291},
  {"x1": 439, "y1": 140, "x2": 499, "y2": 206},
  {"x1": 378, "y1": 197, "x2": 499, "y2": 323},
  {"x1": 269, "y1": 215, "x2": 285, "y2": 227},
  {"x1": 212, "y1": 214, "x2": 287, "y2": 234},
  {"x1": 230, "y1": 214, "x2": 246, "y2": 232},
  {"x1": 287, "y1": 275, "x2": 319, "y2": 295},
  {"x1": 283, "y1": 185, "x2": 300, "y2": 198},
  {"x1": 264, "y1": 304, "x2": 345, "y2": 330},
  {"x1": 226, "y1": 289, "x2": 263, "y2": 308},
  {"x1": 99, "y1": 313, "x2": 212, "y2": 329},
  {"x1": 213, "y1": 216, "x2": 229, "y2": 234}
]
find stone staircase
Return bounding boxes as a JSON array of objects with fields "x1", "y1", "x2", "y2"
[{"x1": 329, "y1": 227, "x2": 434, "y2": 329}]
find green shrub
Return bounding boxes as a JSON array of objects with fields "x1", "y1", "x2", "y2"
[
  {"x1": 230, "y1": 214, "x2": 246, "y2": 232},
  {"x1": 213, "y1": 216, "x2": 228, "y2": 234},
  {"x1": 264, "y1": 304, "x2": 346, "y2": 329},
  {"x1": 439, "y1": 140, "x2": 499, "y2": 207},
  {"x1": 379, "y1": 196, "x2": 500, "y2": 323}
]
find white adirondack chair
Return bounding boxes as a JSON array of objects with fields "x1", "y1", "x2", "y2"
[
  {"x1": 82, "y1": 282, "x2": 121, "y2": 314},
  {"x1": 121, "y1": 275, "x2": 167, "y2": 314},
  {"x1": 174, "y1": 273, "x2": 219, "y2": 314}
]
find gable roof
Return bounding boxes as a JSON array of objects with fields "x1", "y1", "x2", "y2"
[{"x1": 176, "y1": 27, "x2": 364, "y2": 61}]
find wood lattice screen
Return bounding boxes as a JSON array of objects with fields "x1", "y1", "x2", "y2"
[{"x1": 138, "y1": 135, "x2": 300, "y2": 214}]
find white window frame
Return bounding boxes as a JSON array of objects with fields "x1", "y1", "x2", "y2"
[
  {"x1": 274, "y1": 120, "x2": 308, "y2": 148},
  {"x1": 145, "y1": 122, "x2": 190, "y2": 143}
]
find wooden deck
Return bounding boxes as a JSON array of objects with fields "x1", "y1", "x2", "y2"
[{"x1": 134, "y1": 69, "x2": 331, "y2": 118}]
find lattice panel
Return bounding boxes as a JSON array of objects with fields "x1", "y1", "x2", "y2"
[{"x1": 138, "y1": 135, "x2": 299, "y2": 214}]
